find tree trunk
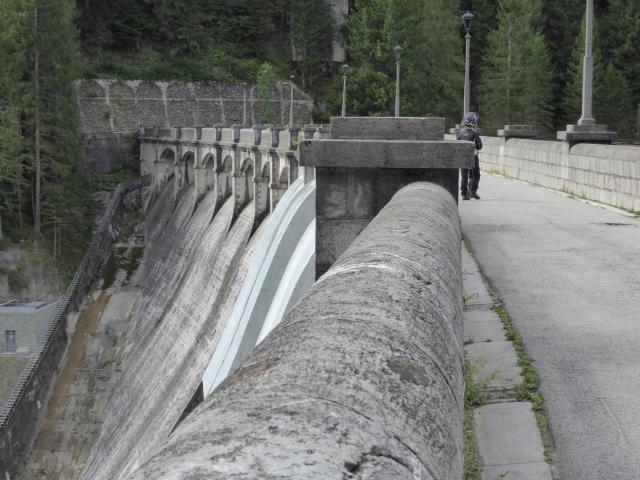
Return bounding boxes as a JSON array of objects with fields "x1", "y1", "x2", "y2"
[{"x1": 33, "y1": 1, "x2": 42, "y2": 238}]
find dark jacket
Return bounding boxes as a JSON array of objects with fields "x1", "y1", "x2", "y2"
[{"x1": 456, "y1": 128, "x2": 482, "y2": 152}]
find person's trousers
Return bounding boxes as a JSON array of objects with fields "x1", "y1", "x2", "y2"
[{"x1": 461, "y1": 155, "x2": 481, "y2": 195}]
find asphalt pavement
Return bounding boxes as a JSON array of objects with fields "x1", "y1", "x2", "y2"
[{"x1": 460, "y1": 173, "x2": 640, "y2": 480}]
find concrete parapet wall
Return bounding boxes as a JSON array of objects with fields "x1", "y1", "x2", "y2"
[
  {"x1": 127, "y1": 181, "x2": 464, "y2": 480},
  {"x1": 479, "y1": 137, "x2": 640, "y2": 212}
]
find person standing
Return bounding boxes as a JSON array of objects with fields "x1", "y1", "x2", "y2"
[{"x1": 457, "y1": 112, "x2": 482, "y2": 200}]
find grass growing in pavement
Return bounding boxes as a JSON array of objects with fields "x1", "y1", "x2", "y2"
[
  {"x1": 464, "y1": 360, "x2": 488, "y2": 480},
  {"x1": 492, "y1": 303, "x2": 556, "y2": 465},
  {"x1": 461, "y1": 233, "x2": 474, "y2": 254}
]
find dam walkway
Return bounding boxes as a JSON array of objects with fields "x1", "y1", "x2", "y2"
[{"x1": 460, "y1": 173, "x2": 640, "y2": 480}]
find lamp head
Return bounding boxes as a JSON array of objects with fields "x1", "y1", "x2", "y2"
[
  {"x1": 393, "y1": 45, "x2": 402, "y2": 60},
  {"x1": 342, "y1": 63, "x2": 350, "y2": 76},
  {"x1": 462, "y1": 11, "x2": 474, "y2": 33}
]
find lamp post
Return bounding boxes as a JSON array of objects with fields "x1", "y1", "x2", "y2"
[
  {"x1": 636, "y1": 103, "x2": 640, "y2": 143},
  {"x1": 578, "y1": 0, "x2": 596, "y2": 125},
  {"x1": 461, "y1": 11, "x2": 474, "y2": 116},
  {"x1": 394, "y1": 45, "x2": 402, "y2": 117},
  {"x1": 289, "y1": 74, "x2": 295, "y2": 126},
  {"x1": 341, "y1": 63, "x2": 350, "y2": 117}
]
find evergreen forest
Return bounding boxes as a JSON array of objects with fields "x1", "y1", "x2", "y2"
[{"x1": 0, "y1": 0, "x2": 639, "y2": 274}]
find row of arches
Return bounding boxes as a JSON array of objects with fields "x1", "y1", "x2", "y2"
[
  {"x1": 156, "y1": 147, "x2": 293, "y2": 191},
  {"x1": 152, "y1": 145, "x2": 296, "y2": 216}
]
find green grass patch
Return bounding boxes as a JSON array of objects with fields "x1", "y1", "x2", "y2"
[
  {"x1": 464, "y1": 409, "x2": 482, "y2": 480},
  {"x1": 461, "y1": 233, "x2": 474, "y2": 254},
  {"x1": 492, "y1": 303, "x2": 556, "y2": 464},
  {"x1": 99, "y1": 166, "x2": 139, "y2": 190},
  {"x1": 464, "y1": 358, "x2": 498, "y2": 479}
]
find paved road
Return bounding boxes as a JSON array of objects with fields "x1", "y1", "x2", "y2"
[{"x1": 460, "y1": 174, "x2": 640, "y2": 480}]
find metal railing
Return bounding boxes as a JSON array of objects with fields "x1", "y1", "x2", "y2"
[{"x1": 0, "y1": 176, "x2": 149, "y2": 476}]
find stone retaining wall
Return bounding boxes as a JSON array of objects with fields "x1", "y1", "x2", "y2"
[
  {"x1": 478, "y1": 136, "x2": 640, "y2": 212},
  {"x1": 127, "y1": 181, "x2": 464, "y2": 479},
  {"x1": 77, "y1": 80, "x2": 314, "y2": 175}
]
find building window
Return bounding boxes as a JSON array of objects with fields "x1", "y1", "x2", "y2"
[{"x1": 5, "y1": 330, "x2": 16, "y2": 353}]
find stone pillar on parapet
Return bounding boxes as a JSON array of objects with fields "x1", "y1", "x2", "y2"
[
  {"x1": 300, "y1": 116, "x2": 475, "y2": 277},
  {"x1": 497, "y1": 125, "x2": 540, "y2": 140}
]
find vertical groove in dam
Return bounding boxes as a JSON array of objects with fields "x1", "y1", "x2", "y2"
[{"x1": 80, "y1": 182, "x2": 264, "y2": 480}]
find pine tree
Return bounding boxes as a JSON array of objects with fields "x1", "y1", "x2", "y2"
[
  {"x1": 564, "y1": 14, "x2": 633, "y2": 137},
  {"x1": 0, "y1": 0, "x2": 30, "y2": 239},
  {"x1": 346, "y1": 0, "x2": 463, "y2": 124},
  {"x1": 289, "y1": 0, "x2": 334, "y2": 90},
  {"x1": 478, "y1": 0, "x2": 553, "y2": 131},
  {"x1": 600, "y1": 1, "x2": 640, "y2": 104},
  {"x1": 542, "y1": 0, "x2": 584, "y2": 128},
  {"x1": 0, "y1": 0, "x2": 95, "y2": 255},
  {"x1": 28, "y1": 0, "x2": 95, "y2": 249}
]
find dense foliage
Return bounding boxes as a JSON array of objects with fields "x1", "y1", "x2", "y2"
[
  {"x1": 74, "y1": 0, "x2": 640, "y2": 136},
  {"x1": 0, "y1": 0, "x2": 95, "y2": 271},
  {"x1": 345, "y1": 0, "x2": 463, "y2": 125},
  {"x1": 478, "y1": 0, "x2": 554, "y2": 130},
  {"x1": 2, "y1": 0, "x2": 640, "y2": 258}
]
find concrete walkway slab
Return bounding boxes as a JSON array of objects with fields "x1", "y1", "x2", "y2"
[
  {"x1": 482, "y1": 462, "x2": 553, "y2": 480},
  {"x1": 464, "y1": 310, "x2": 507, "y2": 343},
  {"x1": 465, "y1": 341, "x2": 521, "y2": 391},
  {"x1": 463, "y1": 273, "x2": 493, "y2": 308},
  {"x1": 474, "y1": 402, "x2": 551, "y2": 480}
]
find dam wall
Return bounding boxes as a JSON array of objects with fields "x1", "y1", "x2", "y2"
[
  {"x1": 127, "y1": 181, "x2": 465, "y2": 479},
  {"x1": 122, "y1": 116, "x2": 471, "y2": 479}
]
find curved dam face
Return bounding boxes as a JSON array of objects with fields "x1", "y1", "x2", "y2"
[{"x1": 79, "y1": 172, "x2": 316, "y2": 479}]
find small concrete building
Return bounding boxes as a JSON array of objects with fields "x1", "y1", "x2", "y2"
[{"x1": 0, "y1": 300, "x2": 59, "y2": 356}]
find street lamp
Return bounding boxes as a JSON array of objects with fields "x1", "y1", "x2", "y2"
[
  {"x1": 341, "y1": 63, "x2": 350, "y2": 117},
  {"x1": 578, "y1": 0, "x2": 596, "y2": 125},
  {"x1": 461, "y1": 11, "x2": 474, "y2": 116},
  {"x1": 394, "y1": 45, "x2": 402, "y2": 117},
  {"x1": 289, "y1": 74, "x2": 295, "y2": 126}
]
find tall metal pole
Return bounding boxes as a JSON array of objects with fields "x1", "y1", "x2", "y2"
[
  {"x1": 342, "y1": 75, "x2": 347, "y2": 117},
  {"x1": 463, "y1": 32, "x2": 471, "y2": 115},
  {"x1": 394, "y1": 45, "x2": 402, "y2": 118},
  {"x1": 636, "y1": 103, "x2": 640, "y2": 143},
  {"x1": 341, "y1": 64, "x2": 349, "y2": 117},
  {"x1": 289, "y1": 75, "x2": 295, "y2": 126},
  {"x1": 578, "y1": 0, "x2": 596, "y2": 125}
]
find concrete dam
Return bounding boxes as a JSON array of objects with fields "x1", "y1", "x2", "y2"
[{"x1": 8, "y1": 117, "x2": 474, "y2": 479}]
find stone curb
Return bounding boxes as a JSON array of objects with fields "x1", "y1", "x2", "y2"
[{"x1": 462, "y1": 243, "x2": 552, "y2": 480}]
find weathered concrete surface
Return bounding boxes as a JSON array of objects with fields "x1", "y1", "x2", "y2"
[
  {"x1": 303, "y1": 116, "x2": 472, "y2": 276},
  {"x1": 127, "y1": 182, "x2": 464, "y2": 480},
  {"x1": 478, "y1": 136, "x2": 640, "y2": 212},
  {"x1": 300, "y1": 139, "x2": 474, "y2": 169},
  {"x1": 465, "y1": 341, "x2": 522, "y2": 392},
  {"x1": 461, "y1": 173, "x2": 640, "y2": 480},
  {"x1": 330, "y1": 116, "x2": 445, "y2": 140},
  {"x1": 463, "y1": 310, "x2": 506, "y2": 343},
  {"x1": 474, "y1": 402, "x2": 552, "y2": 480},
  {"x1": 314, "y1": 168, "x2": 458, "y2": 275}
]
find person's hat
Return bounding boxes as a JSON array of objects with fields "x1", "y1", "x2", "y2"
[{"x1": 462, "y1": 112, "x2": 479, "y2": 127}]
